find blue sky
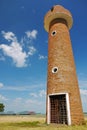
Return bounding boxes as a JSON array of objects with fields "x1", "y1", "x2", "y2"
[{"x1": 0, "y1": 0, "x2": 87, "y2": 113}]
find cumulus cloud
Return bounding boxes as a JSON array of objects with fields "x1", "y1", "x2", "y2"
[
  {"x1": 30, "y1": 89, "x2": 46, "y2": 98},
  {"x1": 1, "y1": 31, "x2": 17, "y2": 42},
  {"x1": 0, "y1": 42, "x2": 27, "y2": 67},
  {"x1": 30, "y1": 93, "x2": 38, "y2": 98},
  {"x1": 0, "y1": 94, "x2": 8, "y2": 101},
  {"x1": 0, "y1": 30, "x2": 38, "y2": 67},
  {"x1": 1, "y1": 83, "x2": 45, "y2": 92},
  {"x1": 80, "y1": 89, "x2": 87, "y2": 112},
  {"x1": 79, "y1": 80, "x2": 87, "y2": 88},
  {"x1": 0, "y1": 82, "x2": 4, "y2": 88},
  {"x1": 39, "y1": 89, "x2": 46, "y2": 97},
  {"x1": 28, "y1": 46, "x2": 36, "y2": 56},
  {"x1": 39, "y1": 54, "x2": 47, "y2": 60},
  {"x1": 25, "y1": 30, "x2": 38, "y2": 39},
  {"x1": 80, "y1": 89, "x2": 87, "y2": 96},
  {"x1": 6, "y1": 95, "x2": 46, "y2": 113},
  {"x1": 0, "y1": 84, "x2": 46, "y2": 112},
  {"x1": 13, "y1": 98, "x2": 23, "y2": 106}
]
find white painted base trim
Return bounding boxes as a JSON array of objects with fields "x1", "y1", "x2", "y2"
[{"x1": 47, "y1": 92, "x2": 71, "y2": 125}]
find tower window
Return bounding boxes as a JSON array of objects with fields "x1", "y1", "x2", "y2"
[
  {"x1": 52, "y1": 67, "x2": 58, "y2": 73},
  {"x1": 51, "y1": 6, "x2": 54, "y2": 12},
  {"x1": 51, "y1": 30, "x2": 57, "y2": 36}
]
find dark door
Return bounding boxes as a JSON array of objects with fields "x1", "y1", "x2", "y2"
[{"x1": 50, "y1": 94, "x2": 67, "y2": 124}]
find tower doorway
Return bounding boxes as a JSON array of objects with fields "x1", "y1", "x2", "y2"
[
  {"x1": 50, "y1": 94, "x2": 67, "y2": 124},
  {"x1": 47, "y1": 93, "x2": 71, "y2": 125}
]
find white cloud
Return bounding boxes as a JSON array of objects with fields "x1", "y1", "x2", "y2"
[
  {"x1": 76, "y1": 75, "x2": 87, "y2": 112},
  {"x1": 0, "y1": 83, "x2": 4, "y2": 88},
  {"x1": 39, "y1": 54, "x2": 47, "y2": 60},
  {"x1": 24, "y1": 98, "x2": 45, "y2": 112},
  {"x1": 30, "y1": 89, "x2": 46, "y2": 98},
  {"x1": 0, "y1": 42, "x2": 27, "y2": 67},
  {"x1": 80, "y1": 89, "x2": 87, "y2": 96},
  {"x1": 2, "y1": 86, "x2": 29, "y2": 91},
  {"x1": 1, "y1": 83, "x2": 45, "y2": 92},
  {"x1": 28, "y1": 46, "x2": 36, "y2": 56},
  {"x1": 39, "y1": 89, "x2": 46, "y2": 97},
  {"x1": 6, "y1": 96, "x2": 46, "y2": 113},
  {"x1": 80, "y1": 89, "x2": 87, "y2": 112},
  {"x1": 79, "y1": 80, "x2": 87, "y2": 88},
  {"x1": 0, "y1": 83, "x2": 46, "y2": 112},
  {"x1": 1, "y1": 31, "x2": 17, "y2": 42},
  {"x1": 13, "y1": 98, "x2": 23, "y2": 106},
  {"x1": 0, "y1": 30, "x2": 38, "y2": 67},
  {"x1": 0, "y1": 94, "x2": 8, "y2": 101},
  {"x1": 25, "y1": 30, "x2": 38, "y2": 39},
  {"x1": 30, "y1": 93, "x2": 38, "y2": 98},
  {"x1": 25, "y1": 99, "x2": 39, "y2": 105},
  {"x1": 78, "y1": 78, "x2": 87, "y2": 94}
]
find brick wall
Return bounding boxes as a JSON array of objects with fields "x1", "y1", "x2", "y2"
[{"x1": 47, "y1": 18, "x2": 84, "y2": 125}]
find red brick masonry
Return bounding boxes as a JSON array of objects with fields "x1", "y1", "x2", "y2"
[{"x1": 44, "y1": 5, "x2": 84, "y2": 125}]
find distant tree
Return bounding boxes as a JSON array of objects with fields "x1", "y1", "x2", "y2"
[{"x1": 0, "y1": 103, "x2": 5, "y2": 112}]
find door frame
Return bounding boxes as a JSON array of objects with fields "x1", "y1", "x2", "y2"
[{"x1": 47, "y1": 93, "x2": 71, "y2": 125}]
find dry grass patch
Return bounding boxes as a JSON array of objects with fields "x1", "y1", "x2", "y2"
[
  {"x1": 0, "y1": 115, "x2": 45, "y2": 123},
  {"x1": 0, "y1": 115, "x2": 87, "y2": 130}
]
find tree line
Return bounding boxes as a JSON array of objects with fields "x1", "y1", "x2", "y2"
[{"x1": 0, "y1": 103, "x2": 5, "y2": 112}]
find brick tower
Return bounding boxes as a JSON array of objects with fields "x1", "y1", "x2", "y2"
[{"x1": 44, "y1": 5, "x2": 84, "y2": 125}]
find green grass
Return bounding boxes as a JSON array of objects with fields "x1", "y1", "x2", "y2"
[
  {"x1": 0, "y1": 121, "x2": 87, "y2": 130},
  {"x1": 9, "y1": 121, "x2": 40, "y2": 127},
  {"x1": 0, "y1": 121, "x2": 40, "y2": 128}
]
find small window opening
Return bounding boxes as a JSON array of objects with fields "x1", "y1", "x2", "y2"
[
  {"x1": 51, "y1": 30, "x2": 57, "y2": 36},
  {"x1": 52, "y1": 67, "x2": 58, "y2": 73},
  {"x1": 51, "y1": 6, "x2": 54, "y2": 12}
]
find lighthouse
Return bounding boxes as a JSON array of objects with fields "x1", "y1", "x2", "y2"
[{"x1": 44, "y1": 5, "x2": 84, "y2": 125}]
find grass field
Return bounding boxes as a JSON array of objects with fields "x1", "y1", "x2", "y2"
[{"x1": 0, "y1": 115, "x2": 87, "y2": 130}]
